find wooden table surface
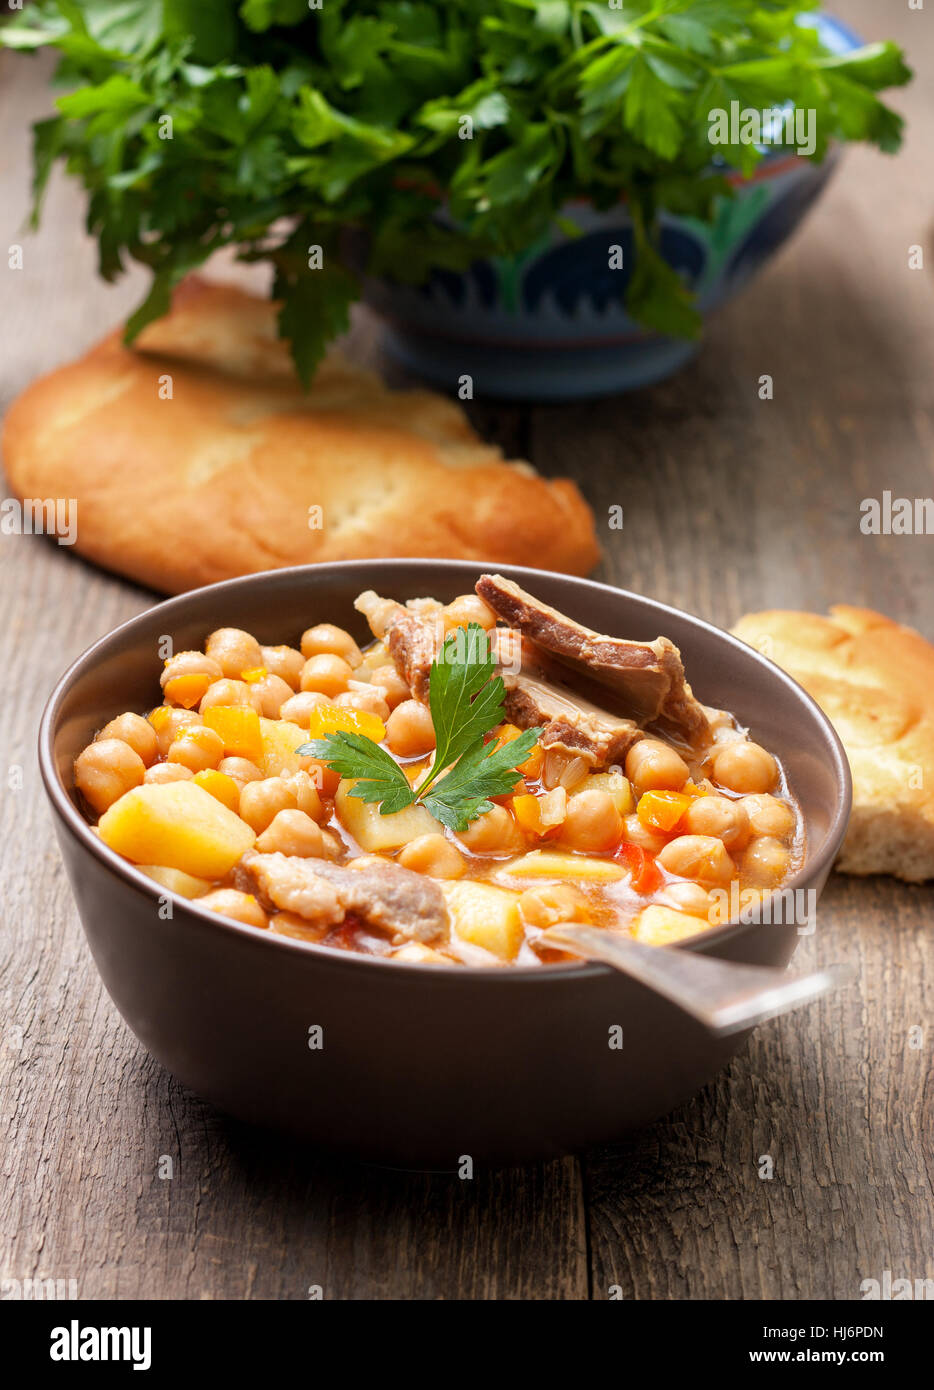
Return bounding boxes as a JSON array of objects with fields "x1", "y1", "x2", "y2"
[{"x1": 2, "y1": 0, "x2": 932, "y2": 1301}]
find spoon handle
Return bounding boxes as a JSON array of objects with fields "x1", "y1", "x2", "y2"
[{"x1": 539, "y1": 923, "x2": 854, "y2": 1037}]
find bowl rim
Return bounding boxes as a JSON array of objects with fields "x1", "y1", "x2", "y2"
[{"x1": 38, "y1": 559, "x2": 853, "y2": 981}]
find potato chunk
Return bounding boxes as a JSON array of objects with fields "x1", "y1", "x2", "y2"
[
  {"x1": 258, "y1": 718, "x2": 315, "y2": 776},
  {"x1": 501, "y1": 850, "x2": 625, "y2": 882},
  {"x1": 135, "y1": 865, "x2": 214, "y2": 899},
  {"x1": 98, "y1": 782, "x2": 255, "y2": 879},
  {"x1": 442, "y1": 881, "x2": 523, "y2": 962},
  {"x1": 632, "y1": 904, "x2": 711, "y2": 946},
  {"x1": 336, "y1": 779, "x2": 443, "y2": 852}
]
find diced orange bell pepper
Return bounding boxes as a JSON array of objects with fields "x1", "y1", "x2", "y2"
[
  {"x1": 148, "y1": 705, "x2": 174, "y2": 734},
  {"x1": 192, "y1": 769, "x2": 240, "y2": 812},
  {"x1": 512, "y1": 793, "x2": 544, "y2": 835},
  {"x1": 306, "y1": 702, "x2": 386, "y2": 744},
  {"x1": 240, "y1": 666, "x2": 268, "y2": 684},
  {"x1": 636, "y1": 790, "x2": 694, "y2": 833},
  {"x1": 163, "y1": 673, "x2": 212, "y2": 709},
  {"x1": 202, "y1": 705, "x2": 263, "y2": 762},
  {"x1": 615, "y1": 842, "x2": 663, "y2": 895},
  {"x1": 495, "y1": 722, "x2": 544, "y2": 779}
]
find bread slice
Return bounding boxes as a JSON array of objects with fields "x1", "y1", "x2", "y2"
[
  {"x1": 732, "y1": 606, "x2": 934, "y2": 882},
  {"x1": 1, "y1": 278, "x2": 599, "y2": 593}
]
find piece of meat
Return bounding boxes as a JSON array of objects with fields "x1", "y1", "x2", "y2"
[
  {"x1": 476, "y1": 574, "x2": 710, "y2": 750},
  {"x1": 235, "y1": 851, "x2": 450, "y2": 944},
  {"x1": 504, "y1": 664, "x2": 642, "y2": 767},
  {"x1": 354, "y1": 590, "x2": 444, "y2": 702}
]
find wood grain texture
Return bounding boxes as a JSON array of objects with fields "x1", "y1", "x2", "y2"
[{"x1": 1, "y1": 0, "x2": 931, "y2": 1301}]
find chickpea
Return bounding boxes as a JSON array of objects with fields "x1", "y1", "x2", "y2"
[
  {"x1": 251, "y1": 673, "x2": 294, "y2": 719},
  {"x1": 560, "y1": 789, "x2": 624, "y2": 852},
  {"x1": 269, "y1": 912, "x2": 328, "y2": 943},
  {"x1": 741, "y1": 793, "x2": 796, "y2": 840},
  {"x1": 255, "y1": 809, "x2": 327, "y2": 858},
  {"x1": 300, "y1": 653, "x2": 354, "y2": 698},
  {"x1": 334, "y1": 688, "x2": 391, "y2": 722},
  {"x1": 397, "y1": 834, "x2": 466, "y2": 879},
  {"x1": 98, "y1": 712, "x2": 158, "y2": 767},
  {"x1": 742, "y1": 835, "x2": 792, "y2": 883},
  {"x1": 279, "y1": 692, "x2": 329, "y2": 728},
  {"x1": 622, "y1": 813, "x2": 669, "y2": 854},
  {"x1": 518, "y1": 882, "x2": 590, "y2": 929},
  {"x1": 369, "y1": 665, "x2": 410, "y2": 710},
  {"x1": 199, "y1": 678, "x2": 262, "y2": 714},
  {"x1": 625, "y1": 739, "x2": 690, "y2": 794},
  {"x1": 682, "y1": 795, "x2": 750, "y2": 850},
  {"x1": 205, "y1": 628, "x2": 264, "y2": 680},
  {"x1": 160, "y1": 650, "x2": 223, "y2": 692},
  {"x1": 200, "y1": 889, "x2": 268, "y2": 929},
  {"x1": 457, "y1": 805, "x2": 523, "y2": 854},
  {"x1": 443, "y1": 594, "x2": 497, "y2": 632},
  {"x1": 712, "y1": 741, "x2": 778, "y2": 794},
  {"x1": 238, "y1": 777, "x2": 299, "y2": 834},
  {"x1": 144, "y1": 762, "x2": 194, "y2": 785},
  {"x1": 151, "y1": 707, "x2": 201, "y2": 757},
  {"x1": 75, "y1": 739, "x2": 146, "y2": 814},
  {"x1": 300, "y1": 622, "x2": 363, "y2": 668},
  {"x1": 260, "y1": 644, "x2": 305, "y2": 691},
  {"x1": 656, "y1": 880, "x2": 716, "y2": 920},
  {"x1": 656, "y1": 834, "x2": 736, "y2": 886},
  {"x1": 386, "y1": 700, "x2": 436, "y2": 757},
  {"x1": 217, "y1": 756, "x2": 264, "y2": 788},
  {"x1": 166, "y1": 724, "x2": 225, "y2": 773},
  {"x1": 280, "y1": 770, "x2": 324, "y2": 823}
]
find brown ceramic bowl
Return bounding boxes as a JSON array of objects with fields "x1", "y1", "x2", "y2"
[{"x1": 39, "y1": 561, "x2": 851, "y2": 1167}]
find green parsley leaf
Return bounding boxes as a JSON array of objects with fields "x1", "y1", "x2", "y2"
[
  {"x1": 421, "y1": 726, "x2": 542, "y2": 832},
  {"x1": 299, "y1": 732, "x2": 416, "y2": 815}
]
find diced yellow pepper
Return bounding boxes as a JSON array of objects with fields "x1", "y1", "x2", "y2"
[
  {"x1": 192, "y1": 768, "x2": 240, "y2": 812},
  {"x1": 148, "y1": 705, "x2": 174, "y2": 733},
  {"x1": 240, "y1": 666, "x2": 267, "y2": 684},
  {"x1": 306, "y1": 702, "x2": 386, "y2": 744},
  {"x1": 636, "y1": 790, "x2": 693, "y2": 832},
  {"x1": 163, "y1": 673, "x2": 212, "y2": 709},
  {"x1": 202, "y1": 705, "x2": 263, "y2": 761}
]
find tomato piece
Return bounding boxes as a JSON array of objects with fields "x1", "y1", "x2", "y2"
[{"x1": 615, "y1": 841, "x2": 663, "y2": 895}]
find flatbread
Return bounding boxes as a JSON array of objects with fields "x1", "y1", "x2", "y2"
[{"x1": 1, "y1": 278, "x2": 599, "y2": 593}]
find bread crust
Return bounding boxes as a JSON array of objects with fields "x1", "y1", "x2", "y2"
[
  {"x1": 732, "y1": 605, "x2": 934, "y2": 882},
  {"x1": 1, "y1": 278, "x2": 599, "y2": 592}
]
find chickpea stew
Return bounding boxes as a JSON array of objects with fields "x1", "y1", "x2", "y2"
[{"x1": 74, "y1": 576, "x2": 804, "y2": 966}]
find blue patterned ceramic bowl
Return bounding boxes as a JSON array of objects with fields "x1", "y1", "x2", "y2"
[{"x1": 362, "y1": 13, "x2": 859, "y2": 400}]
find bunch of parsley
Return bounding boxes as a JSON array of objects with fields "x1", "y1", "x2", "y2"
[{"x1": 2, "y1": 1, "x2": 910, "y2": 382}]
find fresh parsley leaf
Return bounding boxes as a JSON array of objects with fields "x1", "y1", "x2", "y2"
[
  {"x1": 299, "y1": 732, "x2": 416, "y2": 814},
  {"x1": 420, "y1": 623, "x2": 507, "y2": 797},
  {"x1": 421, "y1": 727, "x2": 542, "y2": 832}
]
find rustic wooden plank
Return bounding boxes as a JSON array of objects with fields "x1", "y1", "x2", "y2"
[
  {"x1": 1, "y1": 0, "x2": 932, "y2": 1303},
  {"x1": 0, "y1": 46, "x2": 588, "y2": 1302},
  {"x1": 553, "y1": 0, "x2": 934, "y2": 1301}
]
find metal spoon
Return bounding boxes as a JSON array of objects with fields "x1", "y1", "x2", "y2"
[{"x1": 536, "y1": 922, "x2": 854, "y2": 1037}]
